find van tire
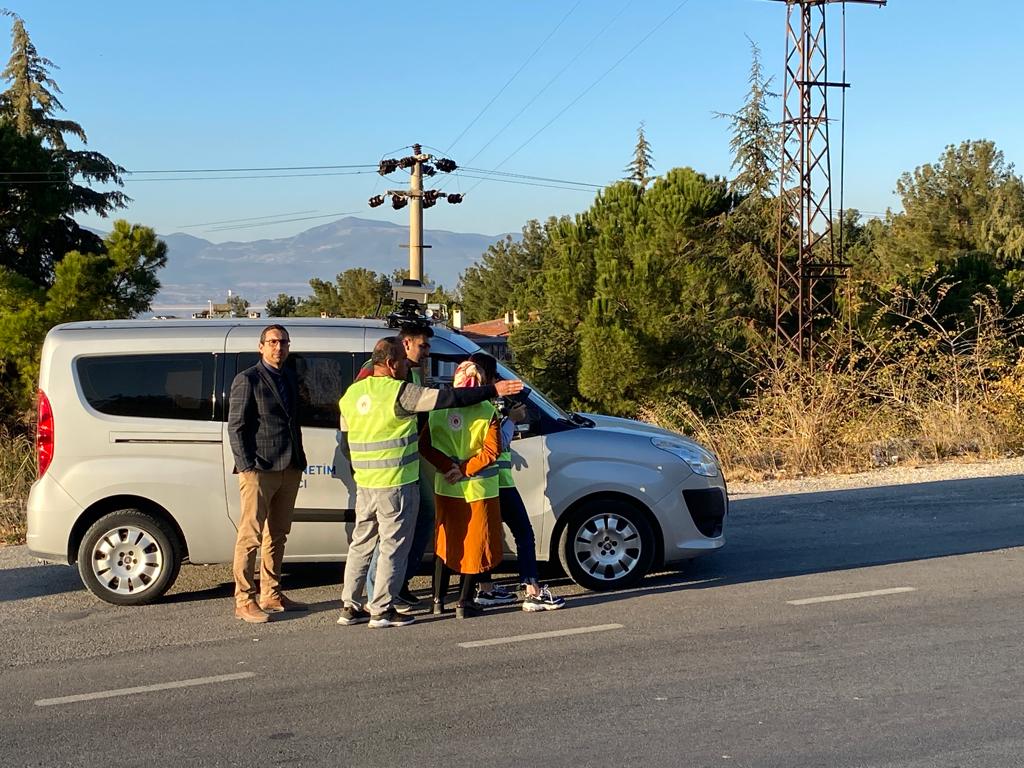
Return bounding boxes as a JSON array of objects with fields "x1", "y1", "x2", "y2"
[
  {"x1": 77, "y1": 509, "x2": 182, "y2": 606},
  {"x1": 558, "y1": 499, "x2": 655, "y2": 591}
]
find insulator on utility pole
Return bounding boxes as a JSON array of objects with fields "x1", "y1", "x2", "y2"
[{"x1": 368, "y1": 142, "x2": 463, "y2": 308}]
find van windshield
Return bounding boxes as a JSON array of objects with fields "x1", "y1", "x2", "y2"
[{"x1": 495, "y1": 361, "x2": 571, "y2": 423}]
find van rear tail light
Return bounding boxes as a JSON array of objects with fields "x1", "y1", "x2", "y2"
[{"x1": 37, "y1": 389, "x2": 54, "y2": 477}]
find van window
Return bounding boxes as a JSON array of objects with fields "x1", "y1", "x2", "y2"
[
  {"x1": 234, "y1": 352, "x2": 356, "y2": 429},
  {"x1": 77, "y1": 354, "x2": 216, "y2": 421},
  {"x1": 427, "y1": 337, "x2": 476, "y2": 384}
]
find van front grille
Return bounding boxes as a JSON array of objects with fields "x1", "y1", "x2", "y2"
[{"x1": 683, "y1": 488, "x2": 726, "y2": 538}]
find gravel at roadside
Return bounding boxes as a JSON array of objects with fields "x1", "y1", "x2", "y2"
[{"x1": 730, "y1": 455, "x2": 1024, "y2": 499}]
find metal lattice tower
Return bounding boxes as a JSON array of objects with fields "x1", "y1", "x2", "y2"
[{"x1": 773, "y1": 0, "x2": 884, "y2": 364}]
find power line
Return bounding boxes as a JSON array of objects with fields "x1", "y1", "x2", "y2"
[
  {"x1": 472, "y1": 0, "x2": 694, "y2": 192},
  {"x1": 449, "y1": 172, "x2": 599, "y2": 193},
  {"x1": 460, "y1": 166, "x2": 604, "y2": 187},
  {"x1": 128, "y1": 170, "x2": 377, "y2": 182},
  {"x1": 460, "y1": 0, "x2": 635, "y2": 171},
  {"x1": 443, "y1": 0, "x2": 582, "y2": 154},
  {"x1": 206, "y1": 210, "x2": 362, "y2": 233},
  {"x1": 178, "y1": 210, "x2": 320, "y2": 228},
  {"x1": 128, "y1": 163, "x2": 376, "y2": 174}
]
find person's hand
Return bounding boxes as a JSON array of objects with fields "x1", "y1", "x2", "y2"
[
  {"x1": 495, "y1": 379, "x2": 524, "y2": 396},
  {"x1": 443, "y1": 466, "x2": 463, "y2": 484},
  {"x1": 509, "y1": 403, "x2": 528, "y2": 423}
]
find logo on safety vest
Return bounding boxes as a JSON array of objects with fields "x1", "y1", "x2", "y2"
[
  {"x1": 356, "y1": 394, "x2": 373, "y2": 415},
  {"x1": 447, "y1": 412, "x2": 464, "y2": 431}
]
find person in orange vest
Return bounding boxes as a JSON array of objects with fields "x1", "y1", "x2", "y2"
[{"x1": 418, "y1": 357, "x2": 504, "y2": 618}]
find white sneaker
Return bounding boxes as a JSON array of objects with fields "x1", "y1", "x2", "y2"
[{"x1": 522, "y1": 585, "x2": 565, "y2": 611}]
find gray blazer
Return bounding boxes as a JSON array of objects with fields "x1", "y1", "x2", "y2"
[{"x1": 227, "y1": 362, "x2": 308, "y2": 473}]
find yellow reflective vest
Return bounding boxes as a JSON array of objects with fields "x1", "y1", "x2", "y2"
[
  {"x1": 339, "y1": 376, "x2": 418, "y2": 488},
  {"x1": 429, "y1": 401, "x2": 499, "y2": 502},
  {"x1": 497, "y1": 448, "x2": 515, "y2": 489}
]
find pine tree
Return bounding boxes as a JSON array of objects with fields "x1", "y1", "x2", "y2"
[
  {"x1": 0, "y1": 12, "x2": 84, "y2": 148},
  {"x1": 0, "y1": 12, "x2": 127, "y2": 225},
  {"x1": 718, "y1": 39, "x2": 778, "y2": 199},
  {"x1": 715, "y1": 39, "x2": 781, "y2": 319},
  {"x1": 624, "y1": 122, "x2": 654, "y2": 189}
]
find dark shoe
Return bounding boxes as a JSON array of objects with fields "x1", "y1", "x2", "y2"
[
  {"x1": 431, "y1": 597, "x2": 446, "y2": 615},
  {"x1": 337, "y1": 605, "x2": 370, "y2": 625},
  {"x1": 235, "y1": 602, "x2": 269, "y2": 624},
  {"x1": 394, "y1": 585, "x2": 423, "y2": 613},
  {"x1": 260, "y1": 594, "x2": 309, "y2": 613},
  {"x1": 369, "y1": 607, "x2": 416, "y2": 628},
  {"x1": 455, "y1": 600, "x2": 484, "y2": 619},
  {"x1": 476, "y1": 586, "x2": 518, "y2": 606}
]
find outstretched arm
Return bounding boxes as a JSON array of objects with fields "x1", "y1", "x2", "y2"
[{"x1": 395, "y1": 379, "x2": 524, "y2": 418}]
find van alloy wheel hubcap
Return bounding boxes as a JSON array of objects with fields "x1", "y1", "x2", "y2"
[
  {"x1": 91, "y1": 525, "x2": 163, "y2": 594},
  {"x1": 573, "y1": 513, "x2": 642, "y2": 582}
]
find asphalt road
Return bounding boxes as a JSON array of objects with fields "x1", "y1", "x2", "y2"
[{"x1": 1, "y1": 473, "x2": 1023, "y2": 767}]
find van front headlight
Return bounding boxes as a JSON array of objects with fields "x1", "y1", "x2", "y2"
[{"x1": 651, "y1": 437, "x2": 720, "y2": 477}]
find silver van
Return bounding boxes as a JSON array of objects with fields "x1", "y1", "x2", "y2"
[{"x1": 26, "y1": 318, "x2": 728, "y2": 605}]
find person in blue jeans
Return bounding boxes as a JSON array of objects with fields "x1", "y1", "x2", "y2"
[{"x1": 470, "y1": 353, "x2": 564, "y2": 612}]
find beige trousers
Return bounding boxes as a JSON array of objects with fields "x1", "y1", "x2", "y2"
[{"x1": 232, "y1": 468, "x2": 303, "y2": 606}]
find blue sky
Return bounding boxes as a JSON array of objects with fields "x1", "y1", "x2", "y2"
[{"x1": 12, "y1": 1, "x2": 1024, "y2": 242}]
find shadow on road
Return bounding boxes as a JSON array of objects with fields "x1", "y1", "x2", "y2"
[
  {"x1": 561, "y1": 472, "x2": 1024, "y2": 608},
  {"x1": 6, "y1": 473, "x2": 1022, "y2": 606},
  {"x1": 0, "y1": 562, "x2": 82, "y2": 602}
]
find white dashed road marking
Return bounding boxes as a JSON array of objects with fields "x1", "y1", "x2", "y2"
[
  {"x1": 458, "y1": 623, "x2": 624, "y2": 648},
  {"x1": 787, "y1": 587, "x2": 916, "y2": 606},
  {"x1": 34, "y1": 672, "x2": 256, "y2": 707}
]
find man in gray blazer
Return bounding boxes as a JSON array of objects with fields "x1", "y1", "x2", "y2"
[{"x1": 227, "y1": 324, "x2": 309, "y2": 623}]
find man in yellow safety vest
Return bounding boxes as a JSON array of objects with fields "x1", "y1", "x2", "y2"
[{"x1": 337, "y1": 336, "x2": 524, "y2": 628}]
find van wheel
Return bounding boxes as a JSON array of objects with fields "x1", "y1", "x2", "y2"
[
  {"x1": 558, "y1": 500, "x2": 655, "y2": 591},
  {"x1": 77, "y1": 510, "x2": 182, "y2": 606}
]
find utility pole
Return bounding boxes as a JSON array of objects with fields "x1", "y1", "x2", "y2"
[
  {"x1": 771, "y1": 0, "x2": 885, "y2": 366},
  {"x1": 369, "y1": 144, "x2": 462, "y2": 306}
]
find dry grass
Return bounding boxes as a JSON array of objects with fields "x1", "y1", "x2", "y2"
[
  {"x1": 0, "y1": 425, "x2": 33, "y2": 544},
  {"x1": 642, "y1": 280, "x2": 1024, "y2": 482}
]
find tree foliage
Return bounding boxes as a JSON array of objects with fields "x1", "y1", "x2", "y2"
[
  {"x1": 266, "y1": 293, "x2": 300, "y2": 318},
  {"x1": 226, "y1": 294, "x2": 250, "y2": 317},
  {"x1": 625, "y1": 122, "x2": 654, "y2": 188},
  {"x1": 0, "y1": 222, "x2": 166, "y2": 415},
  {"x1": 457, "y1": 218, "x2": 556, "y2": 324},
  {"x1": 0, "y1": 13, "x2": 128, "y2": 290},
  {"x1": 0, "y1": 15, "x2": 160, "y2": 420},
  {"x1": 504, "y1": 170, "x2": 760, "y2": 415}
]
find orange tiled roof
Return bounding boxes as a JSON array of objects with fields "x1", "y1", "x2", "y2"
[{"x1": 461, "y1": 318, "x2": 510, "y2": 338}]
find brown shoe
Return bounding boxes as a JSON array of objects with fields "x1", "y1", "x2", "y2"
[
  {"x1": 259, "y1": 594, "x2": 309, "y2": 613},
  {"x1": 235, "y1": 602, "x2": 269, "y2": 623}
]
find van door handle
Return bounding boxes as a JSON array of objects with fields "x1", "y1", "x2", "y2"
[{"x1": 109, "y1": 431, "x2": 222, "y2": 444}]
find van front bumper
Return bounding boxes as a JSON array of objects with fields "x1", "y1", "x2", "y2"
[
  {"x1": 25, "y1": 473, "x2": 82, "y2": 564},
  {"x1": 658, "y1": 478, "x2": 728, "y2": 565}
]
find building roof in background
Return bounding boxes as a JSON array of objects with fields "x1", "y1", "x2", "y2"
[{"x1": 461, "y1": 318, "x2": 510, "y2": 338}]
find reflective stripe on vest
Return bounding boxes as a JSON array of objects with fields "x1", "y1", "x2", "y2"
[
  {"x1": 339, "y1": 376, "x2": 418, "y2": 488},
  {"x1": 497, "y1": 449, "x2": 515, "y2": 488},
  {"x1": 429, "y1": 401, "x2": 498, "y2": 502}
]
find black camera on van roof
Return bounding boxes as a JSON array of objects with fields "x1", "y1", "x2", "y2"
[{"x1": 386, "y1": 298, "x2": 433, "y2": 331}]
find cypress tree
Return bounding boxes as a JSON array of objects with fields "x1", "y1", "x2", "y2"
[{"x1": 625, "y1": 122, "x2": 654, "y2": 189}]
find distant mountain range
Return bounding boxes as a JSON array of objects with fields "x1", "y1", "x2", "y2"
[{"x1": 151, "y1": 216, "x2": 507, "y2": 305}]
